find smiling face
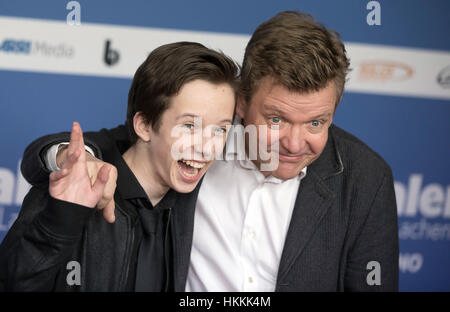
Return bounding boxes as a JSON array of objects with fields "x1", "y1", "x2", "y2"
[
  {"x1": 237, "y1": 76, "x2": 336, "y2": 180},
  {"x1": 143, "y1": 79, "x2": 235, "y2": 193}
]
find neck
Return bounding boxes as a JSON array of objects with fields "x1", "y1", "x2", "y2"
[
  {"x1": 248, "y1": 154, "x2": 271, "y2": 178},
  {"x1": 122, "y1": 142, "x2": 169, "y2": 206}
]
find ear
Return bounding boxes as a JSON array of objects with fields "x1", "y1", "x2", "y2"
[
  {"x1": 236, "y1": 93, "x2": 247, "y2": 120},
  {"x1": 133, "y1": 112, "x2": 152, "y2": 142}
]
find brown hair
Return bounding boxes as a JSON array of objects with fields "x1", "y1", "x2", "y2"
[
  {"x1": 240, "y1": 11, "x2": 350, "y2": 107},
  {"x1": 126, "y1": 41, "x2": 239, "y2": 143}
]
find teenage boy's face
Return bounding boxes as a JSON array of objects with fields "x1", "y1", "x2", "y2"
[{"x1": 149, "y1": 79, "x2": 235, "y2": 193}]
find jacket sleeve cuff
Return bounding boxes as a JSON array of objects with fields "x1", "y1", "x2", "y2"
[{"x1": 37, "y1": 196, "x2": 96, "y2": 238}]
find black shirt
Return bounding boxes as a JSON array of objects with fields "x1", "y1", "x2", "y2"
[{"x1": 105, "y1": 146, "x2": 176, "y2": 292}]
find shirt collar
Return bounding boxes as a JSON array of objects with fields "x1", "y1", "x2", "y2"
[
  {"x1": 112, "y1": 152, "x2": 149, "y2": 201},
  {"x1": 110, "y1": 150, "x2": 178, "y2": 210}
]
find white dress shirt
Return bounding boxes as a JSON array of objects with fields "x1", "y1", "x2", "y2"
[{"x1": 186, "y1": 142, "x2": 307, "y2": 292}]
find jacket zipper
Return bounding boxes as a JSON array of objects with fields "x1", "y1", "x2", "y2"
[
  {"x1": 163, "y1": 207, "x2": 172, "y2": 292},
  {"x1": 119, "y1": 207, "x2": 138, "y2": 291}
]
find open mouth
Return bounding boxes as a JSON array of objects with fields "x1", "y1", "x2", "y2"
[{"x1": 177, "y1": 159, "x2": 208, "y2": 182}]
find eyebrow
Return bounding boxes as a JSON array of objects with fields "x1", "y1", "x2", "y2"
[
  {"x1": 262, "y1": 105, "x2": 286, "y2": 116},
  {"x1": 176, "y1": 113, "x2": 199, "y2": 121},
  {"x1": 176, "y1": 113, "x2": 232, "y2": 124},
  {"x1": 263, "y1": 105, "x2": 332, "y2": 120},
  {"x1": 264, "y1": 105, "x2": 332, "y2": 120},
  {"x1": 310, "y1": 113, "x2": 332, "y2": 120}
]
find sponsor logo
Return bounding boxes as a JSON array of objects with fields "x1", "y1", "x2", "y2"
[
  {"x1": 399, "y1": 253, "x2": 423, "y2": 274},
  {"x1": 437, "y1": 65, "x2": 450, "y2": 88},
  {"x1": 0, "y1": 38, "x2": 74, "y2": 58},
  {"x1": 0, "y1": 161, "x2": 31, "y2": 207},
  {"x1": 0, "y1": 39, "x2": 31, "y2": 54},
  {"x1": 357, "y1": 60, "x2": 414, "y2": 82},
  {"x1": 104, "y1": 39, "x2": 120, "y2": 66},
  {"x1": 395, "y1": 174, "x2": 450, "y2": 219},
  {"x1": 396, "y1": 174, "x2": 450, "y2": 241},
  {"x1": 0, "y1": 160, "x2": 30, "y2": 233}
]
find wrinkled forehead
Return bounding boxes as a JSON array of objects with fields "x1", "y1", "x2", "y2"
[
  {"x1": 248, "y1": 75, "x2": 337, "y2": 100},
  {"x1": 247, "y1": 77, "x2": 337, "y2": 114}
]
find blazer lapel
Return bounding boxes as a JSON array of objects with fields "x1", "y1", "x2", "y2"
[
  {"x1": 276, "y1": 169, "x2": 335, "y2": 285},
  {"x1": 276, "y1": 126, "x2": 343, "y2": 287}
]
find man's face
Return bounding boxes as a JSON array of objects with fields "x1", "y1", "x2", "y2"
[
  {"x1": 148, "y1": 79, "x2": 235, "y2": 193},
  {"x1": 236, "y1": 76, "x2": 336, "y2": 180}
]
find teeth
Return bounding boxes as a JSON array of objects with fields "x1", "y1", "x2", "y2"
[
  {"x1": 181, "y1": 159, "x2": 206, "y2": 169},
  {"x1": 182, "y1": 168, "x2": 199, "y2": 177}
]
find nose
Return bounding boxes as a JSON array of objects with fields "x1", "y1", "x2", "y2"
[
  {"x1": 189, "y1": 127, "x2": 224, "y2": 161},
  {"x1": 199, "y1": 128, "x2": 227, "y2": 161},
  {"x1": 192, "y1": 131, "x2": 207, "y2": 160},
  {"x1": 279, "y1": 124, "x2": 307, "y2": 154}
]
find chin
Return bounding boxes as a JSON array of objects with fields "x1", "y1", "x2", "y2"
[{"x1": 171, "y1": 181, "x2": 198, "y2": 194}]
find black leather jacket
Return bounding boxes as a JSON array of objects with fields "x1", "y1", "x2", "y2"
[
  {"x1": 0, "y1": 186, "x2": 142, "y2": 291},
  {"x1": 0, "y1": 127, "x2": 200, "y2": 291}
]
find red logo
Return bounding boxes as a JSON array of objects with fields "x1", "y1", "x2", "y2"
[{"x1": 358, "y1": 61, "x2": 414, "y2": 82}]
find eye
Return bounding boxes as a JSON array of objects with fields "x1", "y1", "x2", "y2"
[
  {"x1": 311, "y1": 120, "x2": 321, "y2": 127},
  {"x1": 214, "y1": 127, "x2": 227, "y2": 135},
  {"x1": 270, "y1": 116, "x2": 281, "y2": 124},
  {"x1": 182, "y1": 123, "x2": 195, "y2": 130}
]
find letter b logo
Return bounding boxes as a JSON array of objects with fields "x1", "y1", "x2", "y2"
[{"x1": 104, "y1": 40, "x2": 120, "y2": 66}]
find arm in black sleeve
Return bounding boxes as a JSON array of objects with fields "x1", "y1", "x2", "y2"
[
  {"x1": 20, "y1": 125, "x2": 130, "y2": 186},
  {"x1": 0, "y1": 186, "x2": 95, "y2": 291}
]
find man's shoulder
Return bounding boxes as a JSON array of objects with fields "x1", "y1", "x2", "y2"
[
  {"x1": 84, "y1": 124, "x2": 130, "y2": 156},
  {"x1": 84, "y1": 124, "x2": 128, "y2": 142},
  {"x1": 330, "y1": 125, "x2": 392, "y2": 176}
]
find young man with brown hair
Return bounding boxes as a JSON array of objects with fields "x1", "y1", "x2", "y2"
[{"x1": 0, "y1": 42, "x2": 239, "y2": 291}]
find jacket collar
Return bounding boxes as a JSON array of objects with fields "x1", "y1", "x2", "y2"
[
  {"x1": 308, "y1": 124, "x2": 344, "y2": 180},
  {"x1": 86, "y1": 130, "x2": 145, "y2": 222},
  {"x1": 90, "y1": 127, "x2": 148, "y2": 199},
  {"x1": 276, "y1": 125, "x2": 344, "y2": 288}
]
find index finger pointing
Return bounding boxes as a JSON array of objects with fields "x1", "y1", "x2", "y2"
[{"x1": 69, "y1": 121, "x2": 86, "y2": 161}]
